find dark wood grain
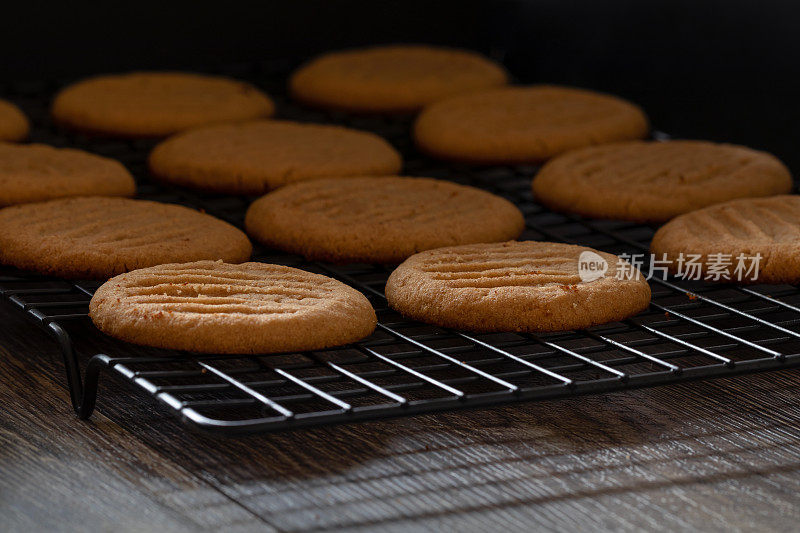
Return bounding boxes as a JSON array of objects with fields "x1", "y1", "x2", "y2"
[{"x1": 2, "y1": 299, "x2": 800, "y2": 532}]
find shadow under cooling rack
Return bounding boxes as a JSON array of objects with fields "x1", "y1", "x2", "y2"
[{"x1": 2, "y1": 69, "x2": 800, "y2": 434}]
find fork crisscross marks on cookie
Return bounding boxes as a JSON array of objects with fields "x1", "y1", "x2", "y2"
[
  {"x1": 385, "y1": 241, "x2": 651, "y2": 332},
  {"x1": 565, "y1": 143, "x2": 756, "y2": 186},
  {"x1": 0, "y1": 143, "x2": 135, "y2": 207},
  {"x1": 0, "y1": 197, "x2": 252, "y2": 279},
  {"x1": 416, "y1": 244, "x2": 583, "y2": 288},
  {"x1": 148, "y1": 120, "x2": 402, "y2": 195},
  {"x1": 114, "y1": 266, "x2": 334, "y2": 315},
  {"x1": 650, "y1": 195, "x2": 800, "y2": 284},
  {"x1": 52, "y1": 72, "x2": 274, "y2": 137},
  {"x1": 89, "y1": 261, "x2": 377, "y2": 354},
  {"x1": 245, "y1": 177, "x2": 524, "y2": 264},
  {"x1": 413, "y1": 85, "x2": 649, "y2": 164},
  {"x1": 289, "y1": 45, "x2": 509, "y2": 113},
  {"x1": 532, "y1": 140, "x2": 792, "y2": 222},
  {"x1": 684, "y1": 196, "x2": 800, "y2": 243}
]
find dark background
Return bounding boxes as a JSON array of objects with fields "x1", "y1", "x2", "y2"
[{"x1": 3, "y1": 0, "x2": 798, "y2": 171}]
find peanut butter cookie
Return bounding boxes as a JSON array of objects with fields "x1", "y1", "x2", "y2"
[
  {"x1": 0, "y1": 197, "x2": 251, "y2": 279},
  {"x1": 245, "y1": 176, "x2": 525, "y2": 263},
  {"x1": 0, "y1": 99, "x2": 29, "y2": 142},
  {"x1": 414, "y1": 85, "x2": 649, "y2": 164},
  {"x1": 0, "y1": 143, "x2": 135, "y2": 207},
  {"x1": 149, "y1": 120, "x2": 402, "y2": 195},
  {"x1": 89, "y1": 260, "x2": 376, "y2": 354},
  {"x1": 386, "y1": 241, "x2": 651, "y2": 331},
  {"x1": 533, "y1": 140, "x2": 792, "y2": 222},
  {"x1": 650, "y1": 195, "x2": 800, "y2": 284},
  {"x1": 52, "y1": 72, "x2": 274, "y2": 137},
  {"x1": 290, "y1": 44, "x2": 508, "y2": 113}
]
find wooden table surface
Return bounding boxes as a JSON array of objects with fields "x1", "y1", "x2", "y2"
[{"x1": 2, "y1": 300, "x2": 800, "y2": 533}]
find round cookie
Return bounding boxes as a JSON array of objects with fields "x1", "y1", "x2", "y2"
[
  {"x1": 289, "y1": 44, "x2": 508, "y2": 113},
  {"x1": 0, "y1": 99, "x2": 29, "y2": 142},
  {"x1": 149, "y1": 120, "x2": 402, "y2": 195},
  {"x1": 89, "y1": 260, "x2": 376, "y2": 354},
  {"x1": 386, "y1": 241, "x2": 651, "y2": 332},
  {"x1": 0, "y1": 143, "x2": 136, "y2": 207},
  {"x1": 533, "y1": 140, "x2": 792, "y2": 223},
  {"x1": 0, "y1": 197, "x2": 252, "y2": 279},
  {"x1": 52, "y1": 72, "x2": 274, "y2": 137},
  {"x1": 650, "y1": 195, "x2": 800, "y2": 284},
  {"x1": 414, "y1": 85, "x2": 649, "y2": 164},
  {"x1": 245, "y1": 176, "x2": 525, "y2": 263}
]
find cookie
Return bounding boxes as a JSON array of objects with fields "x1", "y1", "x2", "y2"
[
  {"x1": 149, "y1": 120, "x2": 402, "y2": 195},
  {"x1": 89, "y1": 260, "x2": 376, "y2": 354},
  {"x1": 650, "y1": 195, "x2": 800, "y2": 284},
  {"x1": 414, "y1": 85, "x2": 649, "y2": 164},
  {"x1": 386, "y1": 241, "x2": 651, "y2": 332},
  {"x1": 533, "y1": 140, "x2": 792, "y2": 223},
  {"x1": 245, "y1": 176, "x2": 525, "y2": 263},
  {"x1": 52, "y1": 72, "x2": 274, "y2": 137},
  {"x1": 289, "y1": 44, "x2": 509, "y2": 113},
  {"x1": 0, "y1": 143, "x2": 136, "y2": 207},
  {"x1": 0, "y1": 197, "x2": 251, "y2": 279},
  {"x1": 0, "y1": 99, "x2": 29, "y2": 142}
]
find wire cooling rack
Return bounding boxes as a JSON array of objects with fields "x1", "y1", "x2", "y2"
[{"x1": 2, "y1": 62, "x2": 800, "y2": 435}]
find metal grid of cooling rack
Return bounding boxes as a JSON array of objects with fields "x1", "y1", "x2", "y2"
[{"x1": 2, "y1": 66, "x2": 800, "y2": 435}]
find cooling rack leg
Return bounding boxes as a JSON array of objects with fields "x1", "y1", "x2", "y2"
[
  {"x1": 45, "y1": 321, "x2": 104, "y2": 419},
  {"x1": 78, "y1": 355, "x2": 110, "y2": 419},
  {"x1": 46, "y1": 321, "x2": 85, "y2": 413}
]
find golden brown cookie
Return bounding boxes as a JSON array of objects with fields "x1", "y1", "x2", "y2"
[
  {"x1": 650, "y1": 195, "x2": 800, "y2": 284},
  {"x1": 0, "y1": 143, "x2": 136, "y2": 207},
  {"x1": 149, "y1": 120, "x2": 403, "y2": 195},
  {"x1": 52, "y1": 72, "x2": 274, "y2": 137},
  {"x1": 386, "y1": 241, "x2": 651, "y2": 332},
  {"x1": 414, "y1": 85, "x2": 649, "y2": 164},
  {"x1": 245, "y1": 176, "x2": 525, "y2": 263},
  {"x1": 289, "y1": 44, "x2": 509, "y2": 113},
  {"x1": 0, "y1": 197, "x2": 251, "y2": 279},
  {"x1": 0, "y1": 99, "x2": 29, "y2": 142},
  {"x1": 533, "y1": 140, "x2": 792, "y2": 223},
  {"x1": 89, "y1": 260, "x2": 376, "y2": 354}
]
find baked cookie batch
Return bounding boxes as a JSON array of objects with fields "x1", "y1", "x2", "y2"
[{"x1": 0, "y1": 44, "x2": 795, "y2": 354}]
